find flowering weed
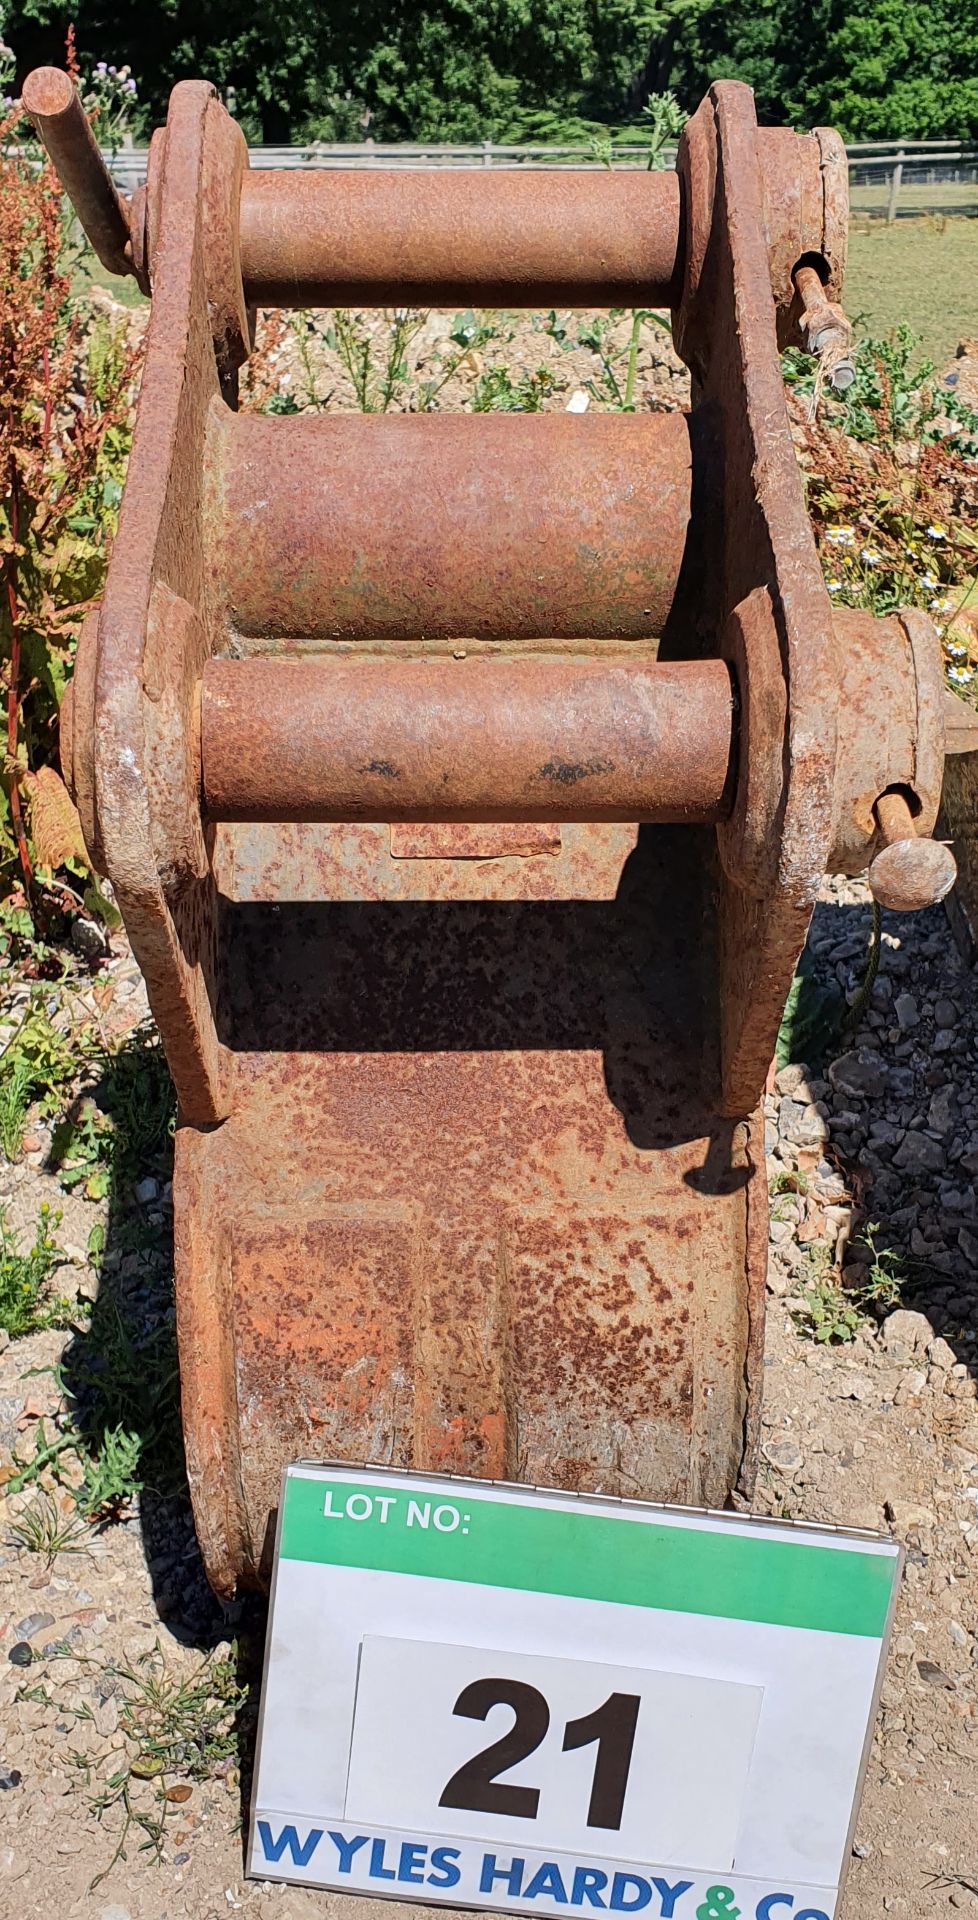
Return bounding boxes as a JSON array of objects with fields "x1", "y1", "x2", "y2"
[{"x1": 785, "y1": 327, "x2": 978, "y2": 699}]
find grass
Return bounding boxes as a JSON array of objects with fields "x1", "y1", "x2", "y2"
[
  {"x1": 71, "y1": 262, "x2": 146, "y2": 310},
  {"x1": 17, "y1": 1641, "x2": 249, "y2": 1889},
  {"x1": 849, "y1": 183, "x2": 978, "y2": 222},
  {"x1": 846, "y1": 219, "x2": 978, "y2": 369},
  {"x1": 6, "y1": 1490, "x2": 89, "y2": 1561}
]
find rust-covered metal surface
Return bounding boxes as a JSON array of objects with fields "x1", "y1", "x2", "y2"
[
  {"x1": 182, "y1": 819, "x2": 754, "y2": 1582},
  {"x1": 939, "y1": 697, "x2": 978, "y2": 952},
  {"x1": 21, "y1": 66, "x2": 133, "y2": 278},
  {"x1": 236, "y1": 167, "x2": 683, "y2": 310},
  {"x1": 200, "y1": 656, "x2": 734, "y2": 823},
  {"x1": 27, "y1": 63, "x2": 961, "y2": 1597},
  {"x1": 210, "y1": 409, "x2": 696, "y2": 643}
]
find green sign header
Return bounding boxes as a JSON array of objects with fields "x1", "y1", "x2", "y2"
[{"x1": 280, "y1": 1474, "x2": 897, "y2": 1639}]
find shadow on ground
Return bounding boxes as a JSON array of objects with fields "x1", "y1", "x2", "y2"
[
  {"x1": 50, "y1": 1027, "x2": 263, "y2": 1654},
  {"x1": 785, "y1": 893, "x2": 978, "y2": 1379}
]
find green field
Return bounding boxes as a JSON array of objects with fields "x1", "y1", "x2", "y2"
[{"x1": 846, "y1": 218, "x2": 978, "y2": 369}]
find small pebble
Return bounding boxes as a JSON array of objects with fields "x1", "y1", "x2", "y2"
[
  {"x1": 7, "y1": 1644, "x2": 32, "y2": 1668},
  {"x1": 12, "y1": 1612, "x2": 55, "y2": 1641},
  {"x1": 762, "y1": 1438, "x2": 804, "y2": 1473},
  {"x1": 916, "y1": 1659, "x2": 955, "y2": 1689}
]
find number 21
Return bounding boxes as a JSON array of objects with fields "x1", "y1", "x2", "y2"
[{"x1": 439, "y1": 1679, "x2": 640, "y2": 1829}]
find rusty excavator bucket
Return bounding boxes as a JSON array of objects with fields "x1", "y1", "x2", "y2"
[{"x1": 25, "y1": 67, "x2": 965, "y2": 1595}]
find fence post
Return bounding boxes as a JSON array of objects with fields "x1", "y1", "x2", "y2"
[
  {"x1": 483, "y1": 138, "x2": 492, "y2": 168},
  {"x1": 886, "y1": 147, "x2": 904, "y2": 224}
]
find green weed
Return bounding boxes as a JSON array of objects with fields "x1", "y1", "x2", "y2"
[
  {"x1": 0, "y1": 1004, "x2": 173, "y2": 1192},
  {"x1": 9, "y1": 1255, "x2": 182, "y2": 1518},
  {"x1": 7, "y1": 1491, "x2": 89, "y2": 1562},
  {"x1": 0, "y1": 994, "x2": 82, "y2": 1160},
  {"x1": 52, "y1": 1096, "x2": 113, "y2": 1199},
  {"x1": 286, "y1": 310, "x2": 327, "y2": 410},
  {"x1": 769, "y1": 1169, "x2": 810, "y2": 1197},
  {"x1": 0, "y1": 898, "x2": 36, "y2": 966},
  {"x1": 854, "y1": 1222, "x2": 907, "y2": 1315},
  {"x1": 51, "y1": 1022, "x2": 175, "y2": 1198},
  {"x1": 247, "y1": 301, "x2": 677, "y2": 424},
  {"x1": 76, "y1": 1424, "x2": 146, "y2": 1522},
  {"x1": 793, "y1": 1269, "x2": 867, "y2": 1345},
  {"x1": 588, "y1": 91, "x2": 684, "y2": 173},
  {"x1": 471, "y1": 363, "x2": 562, "y2": 411},
  {"x1": 785, "y1": 325, "x2": 978, "y2": 456},
  {"x1": 544, "y1": 306, "x2": 672, "y2": 411},
  {"x1": 325, "y1": 307, "x2": 425, "y2": 412},
  {"x1": 0, "y1": 1204, "x2": 70, "y2": 1337},
  {"x1": 776, "y1": 897, "x2": 884, "y2": 1072},
  {"x1": 19, "y1": 1642, "x2": 248, "y2": 1889},
  {"x1": 0, "y1": 1046, "x2": 34, "y2": 1161},
  {"x1": 419, "y1": 309, "x2": 509, "y2": 409},
  {"x1": 8, "y1": 1281, "x2": 182, "y2": 1519},
  {"x1": 775, "y1": 948, "x2": 847, "y2": 1071},
  {"x1": 791, "y1": 1225, "x2": 906, "y2": 1344}
]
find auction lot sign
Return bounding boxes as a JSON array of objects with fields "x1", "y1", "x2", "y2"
[{"x1": 249, "y1": 1466, "x2": 900, "y2": 1919}]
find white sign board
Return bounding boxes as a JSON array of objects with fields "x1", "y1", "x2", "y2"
[{"x1": 249, "y1": 1465, "x2": 900, "y2": 1920}]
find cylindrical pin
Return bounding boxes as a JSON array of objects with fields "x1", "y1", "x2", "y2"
[
  {"x1": 793, "y1": 261, "x2": 855, "y2": 391},
  {"x1": 199, "y1": 656, "x2": 735, "y2": 825},
  {"x1": 212, "y1": 409, "x2": 696, "y2": 644},
  {"x1": 868, "y1": 790, "x2": 957, "y2": 912},
  {"x1": 237, "y1": 168, "x2": 683, "y2": 311},
  {"x1": 21, "y1": 67, "x2": 132, "y2": 279}
]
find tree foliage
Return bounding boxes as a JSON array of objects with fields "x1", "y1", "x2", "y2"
[
  {"x1": 9, "y1": 0, "x2": 978, "y2": 147},
  {"x1": 666, "y1": 0, "x2": 978, "y2": 141}
]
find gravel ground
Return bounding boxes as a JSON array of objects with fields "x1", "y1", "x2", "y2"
[
  {"x1": 240, "y1": 304, "x2": 692, "y2": 417},
  {"x1": 0, "y1": 878, "x2": 976, "y2": 1918}
]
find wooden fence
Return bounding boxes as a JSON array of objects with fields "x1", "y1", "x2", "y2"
[{"x1": 77, "y1": 133, "x2": 978, "y2": 222}]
